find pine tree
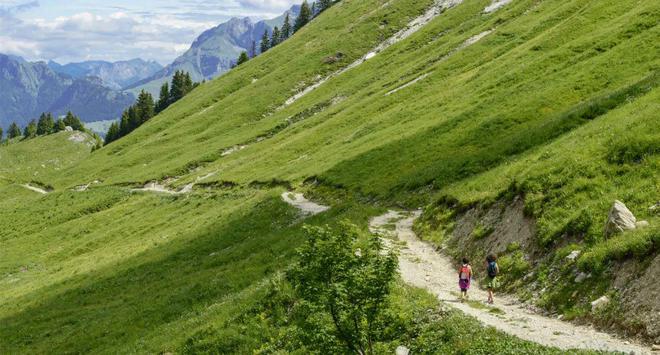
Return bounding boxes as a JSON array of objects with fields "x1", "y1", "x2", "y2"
[
  {"x1": 318, "y1": 0, "x2": 333, "y2": 13},
  {"x1": 23, "y1": 120, "x2": 37, "y2": 138},
  {"x1": 294, "y1": 1, "x2": 312, "y2": 32},
  {"x1": 169, "y1": 70, "x2": 184, "y2": 104},
  {"x1": 236, "y1": 51, "x2": 250, "y2": 66},
  {"x1": 127, "y1": 106, "x2": 139, "y2": 131},
  {"x1": 37, "y1": 112, "x2": 54, "y2": 135},
  {"x1": 63, "y1": 111, "x2": 84, "y2": 131},
  {"x1": 54, "y1": 119, "x2": 66, "y2": 132},
  {"x1": 135, "y1": 90, "x2": 155, "y2": 124},
  {"x1": 8, "y1": 122, "x2": 21, "y2": 138},
  {"x1": 260, "y1": 30, "x2": 270, "y2": 54},
  {"x1": 281, "y1": 14, "x2": 292, "y2": 40},
  {"x1": 271, "y1": 26, "x2": 281, "y2": 48},
  {"x1": 105, "y1": 122, "x2": 120, "y2": 144},
  {"x1": 250, "y1": 41, "x2": 257, "y2": 58},
  {"x1": 156, "y1": 82, "x2": 170, "y2": 113},
  {"x1": 119, "y1": 110, "x2": 130, "y2": 137},
  {"x1": 183, "y1": 72, "x2": 193, "y2": 95}
]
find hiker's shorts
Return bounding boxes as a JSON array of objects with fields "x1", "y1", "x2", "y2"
[{"x1": 487, "y1": 276, "x2": 499, "y2": 290}]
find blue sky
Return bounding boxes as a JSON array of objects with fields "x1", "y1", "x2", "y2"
[{"x1": 0, "y1": 0, "x2": 299, "y2": 64}]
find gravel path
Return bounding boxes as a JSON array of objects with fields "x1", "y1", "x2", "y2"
[
  {"x1": 281, "y1": 192, "x2": 329, "y2": 215},
  {"x1": 21, "y1": 184, "x2": 49, "y2": 194},
  {"x1": 370, "y1": 210, "x2": 652, "y2": 354}
]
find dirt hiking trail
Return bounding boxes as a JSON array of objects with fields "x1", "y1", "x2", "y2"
[
  {"x1": 280, "y1": 194, "x2": 652, "y2": 353},
  {"x1": 370, "y1": 210, "x2": 652, "y2": 354}
]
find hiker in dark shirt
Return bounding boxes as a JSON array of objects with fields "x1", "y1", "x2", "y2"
[{"x1": 485, "y1": 254, "x2": 499, "y2": 304}]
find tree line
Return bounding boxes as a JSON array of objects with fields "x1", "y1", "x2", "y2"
[
  {"x1": 235, "y1": 0, "x2": 339, "y2": 67},
  {"x1": 1, "y1": 111, "x2": 88, "y2": 142},
  {"x1": 105, "y1": 71, "x2": 198, "y2": 145}
]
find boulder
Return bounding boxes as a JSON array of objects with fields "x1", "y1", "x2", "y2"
[
  {"x1": 396, "y1": 346, "x2": 410, "y2": 355},
  {"x1": 574, "y1": 272, "x2": 589, "y2": 283},
  {"x1": 636, "y1": 220, "x2": 650, "y2": 228},
  {"x1": 64, "y1": 126, "x2": 73, "y2": 132},
  {"x1": 604, "y1": 200, "x2": 637, "y2": 237},
  {"x1": 591, "y1": 295, "x2": 610, "y2": 312},
  {"x1": 566, "y1": 250, "x2": 581, "y2": 261}
]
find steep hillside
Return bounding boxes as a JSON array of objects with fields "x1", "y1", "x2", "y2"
[
  {"x1": 48, "y1": 59, "x2": 163, "y2": 90},
  {"x1": 0, "y1": 54, "x2": 135, "y2": 128},
  {"x1": 1, "y1": 0, "x2": 658, "y2": 353},
  {"x1": 127, "y1": 6, "x2": 300, "y2": 97}
]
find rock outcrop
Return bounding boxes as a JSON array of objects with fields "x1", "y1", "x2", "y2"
[{"x1": 604, "y1": 200, "x2": 637, "y2": 237}]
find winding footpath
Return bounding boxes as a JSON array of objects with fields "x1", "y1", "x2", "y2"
[{"x1": 280, "y1": 193, "x2": 652, "y2": 354}]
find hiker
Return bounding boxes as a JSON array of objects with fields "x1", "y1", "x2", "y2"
[
  {"x1": 458, "y1": 257, "x2": 473, "y2": 302},
  {"x1": 486, "y1": 254, "x2": 499, "y2": 304}
]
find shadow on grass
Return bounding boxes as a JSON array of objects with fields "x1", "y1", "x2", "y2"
[{"x1": 0, "y1": 194, "x2": 319, "y2": 353}]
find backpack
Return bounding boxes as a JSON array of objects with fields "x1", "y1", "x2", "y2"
[
  {"x1": 487, "y1": 261, "x2": 498, "y2": 278},
  {"x1": 459, "y1": 265, "x2": 470, "y2": 280}
]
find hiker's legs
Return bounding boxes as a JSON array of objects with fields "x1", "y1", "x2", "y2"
[{"x1": 487, "y1": 289, "x2": 494, "y2": 303}]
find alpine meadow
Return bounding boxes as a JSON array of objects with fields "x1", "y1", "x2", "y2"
[{"x1": 0, "y1": 0, "x2": 658, "y2": 354}]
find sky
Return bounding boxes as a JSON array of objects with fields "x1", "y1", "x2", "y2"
[{"x1": 0, "y1": 0, "x2": 299, "y2": 64}]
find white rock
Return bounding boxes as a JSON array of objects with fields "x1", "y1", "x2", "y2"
[
  {"x1": 651, "y1": 344, "x2": 660, "y2": 351},
  {"x1": 566, "y1": 250, "x2": 581, "y2": 261},
  {"x1": 396, "y1": 346, "x2": 410, "y2": 355},
  {"x1": 636, "y1": 220, "x2": 650, "y2": 228},
  {"x1": 574, "y1": 272, "x2": 589, "y2": 283},
  {"x1": 591, "y1": 296, "x2": 610, "y2": 312},
  {"x1": 64, "y1": 126, "x2": 73, "y2": 132},
  {"x1": 604, "y1": 200, "x2": 637, "y2": 237}
]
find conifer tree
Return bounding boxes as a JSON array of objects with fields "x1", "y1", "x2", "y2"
[
  {"x1": 281, "y1": 13, "x2": 292, "y2": 40},
  {"x1": 260, "y1": 30, "x2": 270, "y2": 54},
  {"x1": 156, "y1": 82, "x2": 170, "y2": 113},
  {"x1": 63, "y1": 111, "x2": 84, "y2": 131},
  {"x1": 54, "y1": 119, "x2": 66, "y2": 132},
  {"x1": 236, "y1": 51, "x2": 250, "y2": 66},
  {"x1": 105, "y1": 122, "x2": 120, "y2": 144},
  {"x1": 135, "y1": 90, "x2": 155, "y2": 124},
  {"x1": 294, "y1": 1, "x2": 312, "y2": 32},
  {"x1": 37, "y1": 112, "x2": 54, "y2": 135},
  {"x1": 127, "y1": 106, "x2": 140, "y2": 131},
  {"x1": 8, "y1": 122, "x2": 21, "y2": 138},
  {"x1": 119, "y1": 110, "x2": 130, "y2": 136},
  {"x1": 183, "y1": 72, "x2": 193, "y2": 95},
  {"x1": 23, "y1": 120, "x2": 37, "y2": 138},
  {"x1": 0, "y1": 126, "x2": 3, "y2": 142},
  {"x1": 169, "y1": 70, "x2": 184, "y2": 103},
  {"x1": 318, "y1": 0, "x2": 333, "y2": 13},
  {"x1": 271, "y1": 26, "x2": 281, "y2": 48}
]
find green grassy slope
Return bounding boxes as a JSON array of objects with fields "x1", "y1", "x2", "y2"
[
  {"x1": 0, "y1": 131, "x2": 93, "y2": 186},
  {"x1": 1, "y1": 0, "x2": 658, "y2": 352}
]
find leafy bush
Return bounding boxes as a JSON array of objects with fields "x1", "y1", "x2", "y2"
[{"x1": 287, "y1": 223, "x2": 398, "y2": 354}]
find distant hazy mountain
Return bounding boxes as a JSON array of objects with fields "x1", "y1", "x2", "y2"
[
  {"x1": 0, "y1": 54, "x2": 135, "y2": 129},
  {"x1": 126, "y1": 5, "x2": 301, "y2": 97},
  {"x1": 48, "y1": 59, "x2": 162, "y2": 90}
]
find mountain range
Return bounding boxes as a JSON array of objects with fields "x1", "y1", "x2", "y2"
[
  {"x1": 0, "y1": 54, "x2": 135, "y2": 129},
  {"x1": 126, "y1": 5, "x2": 301, "y2": 96},
  {"x1": 47, "y1": 59, "x2": 162, "y2": 90}
]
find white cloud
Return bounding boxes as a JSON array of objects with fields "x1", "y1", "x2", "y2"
[{"x1": 0, "y1": 0, "x2": 301, "y2": 64}]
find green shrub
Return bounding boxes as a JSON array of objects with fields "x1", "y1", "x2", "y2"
[
  {"x1": 471, "y1": 223, "x2": 494, "y2": 240},
  {"x1": 579, "y1": 228, "x2": 659, "y2": 272}
]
